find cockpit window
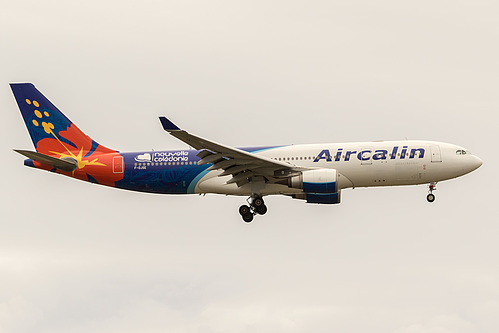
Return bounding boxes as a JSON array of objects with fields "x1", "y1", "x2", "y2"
[{"x1": 456, "y1": 150, "x2": 467, "y2": 155}]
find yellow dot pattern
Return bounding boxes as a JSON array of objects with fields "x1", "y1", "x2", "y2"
[
  {"x1": 42, "y1": 121, "x2": 54, "y2": 134},
  {"x1": 27, "y1": 98, "x2": 55, "y2": 133}
]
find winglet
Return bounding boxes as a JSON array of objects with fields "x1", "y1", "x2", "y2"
[{"x1": 159, "y1": 117, "x2": 180, "y2": 131}]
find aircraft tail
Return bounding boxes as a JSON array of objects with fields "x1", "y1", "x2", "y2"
[{"x1": 10, "y1": 83, "x2": 116, "y2": 157}]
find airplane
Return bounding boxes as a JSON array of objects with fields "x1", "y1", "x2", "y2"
[{"x1": 11, "y1": 83, "x2": 482, "y2": 222}]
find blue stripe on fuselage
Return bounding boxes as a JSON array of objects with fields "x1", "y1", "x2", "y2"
[
  {"x1": 114, "y1": 146, "x2": 284, "y2": 194},
  {"x1": 116, "y1": 150, "x2": 209, "y2": 194}
]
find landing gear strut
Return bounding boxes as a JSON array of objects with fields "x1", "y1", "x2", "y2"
[
  {"x1": 238, "y1": 195, "x2": 268, "y2": 223},
  {"x1": 427, "y1": 182, "x2": 437, "y2": 203}
]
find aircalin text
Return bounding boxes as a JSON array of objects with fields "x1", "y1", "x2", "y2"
[{"x1": 314, "y1": 146, "x2": 425, "y2": 163}]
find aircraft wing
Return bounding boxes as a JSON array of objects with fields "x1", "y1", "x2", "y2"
[{"x1": 159, "y1": 117, "x2": 302, "y2": 186}]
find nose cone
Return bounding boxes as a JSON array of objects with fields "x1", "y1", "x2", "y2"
[
  {"x1": 456, "y1": 154, "x2": 482, "y2": 177},
  {"x1": 471, "y1": 155, "x2": 483, "y2": 171},
  {"x1": 464, "y1": 155, "x2": 483, "y2": 174}
]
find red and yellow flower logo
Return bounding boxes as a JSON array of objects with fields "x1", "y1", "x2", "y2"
[{"x1": 27, "y1": 98, "x2": 124, "y2": 186}]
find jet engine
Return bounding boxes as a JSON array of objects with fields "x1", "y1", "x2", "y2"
[{"x1": 288, "y1": 169, "x2": 342, "y2": 204}]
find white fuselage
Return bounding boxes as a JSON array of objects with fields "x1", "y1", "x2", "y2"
[{"x1": 194, "y1": 140, "x2": 482, "y2": 196}]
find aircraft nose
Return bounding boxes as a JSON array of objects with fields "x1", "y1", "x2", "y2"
[
  {"x1": 474, "y1": 155, "x2": 483, "y2": 168},
  {"x1": 470, "y1": 155, "x2": 483, "y2": 171}
]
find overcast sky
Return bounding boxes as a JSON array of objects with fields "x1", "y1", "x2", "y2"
[{"x1": 1, "y1": 1, "x2": 498, "y2": 332}]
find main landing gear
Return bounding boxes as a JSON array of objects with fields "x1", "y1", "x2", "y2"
[
  {"x1": 427, "y1": 182, "x2": 437, "y2": 203},
  {"x1": 238, "y1": 195, "x2": 267, "y2": 223}
]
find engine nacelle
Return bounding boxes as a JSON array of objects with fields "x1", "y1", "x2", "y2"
[
  {"x1": 289, "y1": 169, "x2": 341, "y2": 204},
  {"x1": 289, "y1": 169, "x2": 338, "y2": 193},
  {"x1": 292, "y1": 192, "x2": 341, "y2": 204}
]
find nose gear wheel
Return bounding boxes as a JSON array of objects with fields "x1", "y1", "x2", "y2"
[{"x1": 427, "y1": 182, "x2": 437, "y2": 203}]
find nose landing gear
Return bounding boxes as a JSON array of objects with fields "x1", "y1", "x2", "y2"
[
  {"x1": 427, "y1": 182, "x2": 437, "y2": 203},
  {"x1": 238, "y1": 195, "x2": 267, "y2": 223}
]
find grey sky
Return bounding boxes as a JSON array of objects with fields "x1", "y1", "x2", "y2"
[{"x1": 1, "y1": 1, "x2": 498, "y2": 332}]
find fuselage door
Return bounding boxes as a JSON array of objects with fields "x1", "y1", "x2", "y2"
[
  {"x1": 113, "y1": 155, "x2": 124, "y2": 173},
  {"x1": 430, "y1": 145, "x2": 442, "y2": 163}
]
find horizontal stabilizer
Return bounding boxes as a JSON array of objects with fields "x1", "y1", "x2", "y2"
[{"x1": 14, "y1": 149, "x2": 77, "y2": 172}]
